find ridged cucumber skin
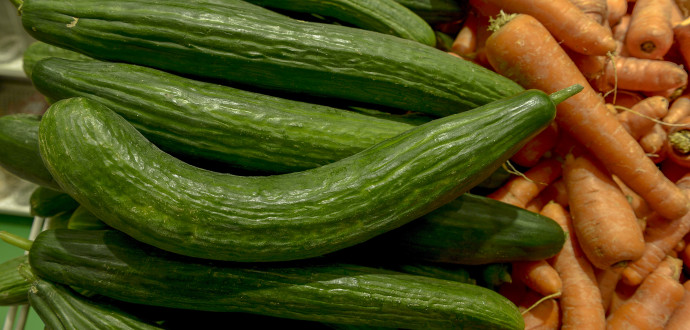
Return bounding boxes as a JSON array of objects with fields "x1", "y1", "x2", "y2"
[
  {"x1": 29, "y1": 229, "x2": 525, "y2": 330},
  {"x1": 0, "y1": 255, "x2": 30, "y2": 306},
  {"x1": 22, "y1": 41, "x2": 92, "y2": 79},
  {"x1": 38, "y1": 90, "x2": 555, "y2": 262},
  {"x1": 343, "y1": 193, "x2": 566, "y2": 265},
  {"x1": 30, "y1": 186, "x2": 79, "y2": 217},
  {"x1": 0, "y1": 114, "x2": 60, "y2": 190},
  {"x1": 244, "y1": 0, "x2": 436, "y2": 46},
  {"x1": 32, "y1": 58, "x2": 415, "y2": 174},
  {"x1": 19, "y1": 0, "x2": 523, "y2": 117},
  {"x1": 393, "y1": 0, "x2": 467, "y2": 24}
]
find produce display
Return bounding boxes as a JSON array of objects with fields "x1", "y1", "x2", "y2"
[{"x1": 2, "y1": 0, "x2": 690, "y2": 329}]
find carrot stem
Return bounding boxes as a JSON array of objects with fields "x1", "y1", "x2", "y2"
[{"x1": 0, "y1": 231, "x2": 32, "y2": 251}]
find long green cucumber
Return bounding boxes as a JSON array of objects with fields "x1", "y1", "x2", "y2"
[
  {"x1": 22, "y1": 41, "x2": 92, "y2": 79},
  {"x1": 15, "y1": 0, "x2": 523, "y2": 117},
  {"x1": 393, "y1": 0, "x2": 467, "y2": 24},
  {"x1": 28, "y1": 229, "x2": 525, "y2": 329},
  {"x1": 0, "y1": 255, "x2": 30, "y2": 305},
  {"x1": 244, "y1": 0, "x2": 436, "y2": 46},
  {"x1": 38, "y1": 87, "x2": 567, "y2": 262},
  {"x1": 0, "y1": 113, "x2": 60, "y2": 190}
]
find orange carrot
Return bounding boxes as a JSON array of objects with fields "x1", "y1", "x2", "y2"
[
  {"x1": 567, "y1": 50, "x2": 607, "y2": 81},
  {"x1": 622, "y1": 173, "x2": 690, "y2": 285},
  {"x1": 519, "y1": 290, "x2": 561, "y2": 330},
  {"x1": 596, "y1": 266, "x2": 625, "y2": 313},
  {"x1": 612, "y1": 15, "x2": 631, "y2": 43},
  {"x1": 608, "y1": 280, "x2": 638, "y2": 315},
  {"x1": 542, "y1": 201, "x2": 606, "y2": 329},
  {"x1": 607, "y1": 0, "x2": 629, "y2": 26},
  {"x1": 474, "y1": 0, "x2": 617, "y2": 55},
  {"x1": 596, "y1": 57, "x2": 687, "y2": 93},
  {"x1": 531, "y1": 179, "x2": 570, "y2": 209},
  {"x1": 625, "y1": 0, "x2": 675, "y2": 59},
  {"x1": 451, "y1": 11, "x2": 479, "y2": 58},
  {"x1": 638, "y1": 123, "x2": 668, "y2": 163},
  {"x1": 510, "y1": 122, "x2": 559, "y2": 167},
  {"x1": 487, "y1": 158, "x2": 563, "y2": 208},
  {"x1": 666, "y1": 116, "x2": 690, "y2": 167},
  {"x1": 512, "y1": 260, "x2": 563, "y2": 296},
  {"x1": 612, "y1": 175, "x2": 653, "y2": 227},
  {"x1": 569, "y1": 0, "x2": 609, "y2": 24},
  {"x1": 663, "y1": 95, "x2": 690, "y2": 127},
  {"x1": 670, "y1": 0, "x2": 686, "y2": 26},
  {"x1": 606, "y1": 256, "x2": 685, "y2": 329},
  {"x1": 616, "y1": 96, "x2": 669, "y2": 140},
  {"x1": 674, "y1": 17, "x2": 690, "y2": 67},
  {"x1": 562, "y1": 153, "x2": 646, "y2": 269},
  {"x1": 604, "y1": 90, "x2": 645, "y2": 109},
  {"x1": 665, "y1": 280, "x2": 690, "y2": 330},
  {"x1": 484, "y1": 13, "x2": 689, "y2": 221}
]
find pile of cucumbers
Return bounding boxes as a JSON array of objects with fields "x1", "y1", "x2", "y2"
[{"x1": 0, "y1": 0, "x2": 579, "y2": 329}]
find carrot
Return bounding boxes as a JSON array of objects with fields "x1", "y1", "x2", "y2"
[
  {"x1": 512, "y1": 260, "x2": 563, "y2": 296},
  {"x1": 607, "y1": 0, "x2": 629, "y2": 26},
  {"x1": 612, "y1": 15, "x2": 631, "y2": 43},
  {"x1": 616, "y1": 96, "x2": 669, "y2": 140},
  {"x1": 474, "y1": 0, "x2": 617, "y2": 55},
  {"x1": 670, "y1": 0, "x2": 686, "y2": 26},
  {"x1": 606, "y1": 256, "x2": 685, "y2": 329},
  {"x1": 639, "y1": 123, "x2": 668, "y2": 163},
  {"x1": 530, "y1": 179, "x2": 570, "y2": 210},
  {"x1": 596, "y1": 57, "x2": 688, "y2": 93},
  {"x1": 487, "y1": 158, "x2": 563, "y2": 208},
  {"x1": 625, "y1": 0, "x2": 675, "y2": 59},
  {"x1": 621, "y1": 173, "x2": 690, "y2": 285},
  {"x1": 604, "y1": 91, "x2": 645, "y2": 109},
  {"x1": 519, "y1": 290, "x2": 561, "y2": 330},
  {"x1": 666, "y1": 116, "x2": 690, "y2": 167},
  {"x1": 484, "y1": 13, "x2": 690, "y2": 221},
  {"x1": 569, "y1": 0, "x2": 609, "y2": 24},
  {"x1": 612, "y1": 175, "x2": 653, "y2": 227},
  {"x1": 607, "y1": 280, "x2": 638, "y2": 315},
  {"x1": 562, "y1": 153, "x2": 646, "y2": 269},
  {"x1": 451, "y1": 11, "x2": 479, "y2": 58},
  {"x1": 510, "y1": 122, "x2": 559, "y2": 167},
  {"x1": 663, "y1": 95, "x2": 690, "y2": 127},
  {"x1": 542, "y1": 201, "x2": 606, "y2": 329},
  {"x1": 596, "y1": 266, "x2": 625, "y2": 313},
  {"x1": 674, "y1": 17, "x2": 690, "y2": 67},
  {"x1": 567, "y1": 50, "x2": 607, "y2": 81},
  {"x1": 665, "y1": 280, "x2": 690, "y2": 330}
]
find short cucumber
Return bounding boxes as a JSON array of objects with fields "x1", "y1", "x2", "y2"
[
  {"x1": 0, "y1": 113, "x2": 60, "y2": 190},
  {"x1": 28, "y1": 229, "x2": 525, "y2": 329},
  {"x1": 0, "y1": 255, "x2": 30, "y2": 306},
  {"x1": 16, "y1": 0, "x2": 523, "y2": 117},
  {"x1": 38, "y1": 89, "x2": 561, "y2": 262}
]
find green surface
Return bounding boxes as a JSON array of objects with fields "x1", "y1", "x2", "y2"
[{"x1": 0, "y1": 213, "x2": 43, "y2": 330}]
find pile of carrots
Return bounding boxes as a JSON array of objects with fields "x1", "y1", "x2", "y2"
[{"x1": 443, "y1": 0, "x2": 690, "y2": 328}]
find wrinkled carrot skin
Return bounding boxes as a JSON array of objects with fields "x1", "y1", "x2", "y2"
[
  {"x1": 563, "y1": 153, "x2": 646, "y2": 269},
  {"x1": 622, "y1": 173, "x2": 690, "y2": 285},
  {"x1": 616, "y1": 96, "x2": 669, "y2": 140},
  {"x1": 569, "y1": 0, "x2": 608, "y2": 24},
  {"x1": 488, "y1": 158, "x2": 563, "y2": 208},
  {"x1": 512, "y1": 260, "x2": 563, "y2": 296},
  {"x1": 666, "y1": 116, "x2": 690, "y2": 167},
  {"x1": 665, "y1": 280, "x2": 690, "y2": 330},
  {"x1": 597, "y1": 57, "x2": 688, "y2": 92},
  {"x1": 607, "y1": 0, "x2": 629, "y2": 25},
  {"x1": 474, "y1": 0, "x2": 616, "y2": 55},
  {"x1": 626, "y1": 0, "x2": 675, "y2": 59},
  {"x1": 542, "y1": 202, "x2": 606, "y2": 330},
  {"x1": 485, "y1": 14, "x2": 690, "y2": 221},
  {"x1": 511, "y1": 122, "x2": 559, "y2": 167},
  {"x1": 606, "y1": 257, "x2": 685, "y2": 329},
  {"x1": 519, "y1": 291, "x2": 561, "y2": 330}
]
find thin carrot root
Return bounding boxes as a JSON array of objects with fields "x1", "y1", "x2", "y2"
[{"x1": 519, "y1": 291, "x2": 561, "y2": 330}]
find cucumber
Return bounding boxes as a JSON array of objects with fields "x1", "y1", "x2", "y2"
[
  {"x1": 28, "y1": 229, "x2": 525, "y2": 329},
  {"x1": 393, "y1": 0, "x2": 467, "y2": 24},
  {"x1": 244, "y1": 0, "x2": 436, "y2": 46},
  {"x1": 38, "y1": 88, "x2": 564, "y2": 262},
  {"x1": 67, "y1": 206, "x2": 109, "y2": 230},
  {"x1": 16, "y1": 0, "x2": 523, "y2": 117},
  {"x1": 0, "y1": 113, "x2": 60, "y2": 190},
  {"x1": 0, "y1": 255, "x2": 30, "y2": 306},
  {"x1": 22, "y1": 41, "x2": 92, "y2": 78},
  {"x1": 29, "y1": 186, "x2": 79, "y2": 217}
]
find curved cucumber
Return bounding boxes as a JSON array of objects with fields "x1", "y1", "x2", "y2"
[
  {"x1": 18, "y1": 0, "x2": 523, "y2": 117},
  {"x1": 29, "y1": 229, "x2": 525, "y2": 329},
  {"x1": 0, "y1": 113, "x2": 60, "y2": 190},
  {"x1": 244, "y1": 0, "x2": 436, "y2": 46},
  {"x1": 38, "y1": 90, "x2": 558, "y2": 262}
]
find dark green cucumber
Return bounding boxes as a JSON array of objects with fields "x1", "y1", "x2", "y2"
[
  {"x1": 67, "y1": 206, "x2": 109, "y2": 230},
  {"x1": 244, "y1": 0, "x2": 436, "y2": 46},
  {"x1": 0, "y1": 255, "x2": 30, "y2": 305},
  {"x1": 17, "y1": 0, "x2": 523, "y2": 117},
  {"x1": 348, "y1": 193, "x2": 567, "y2": 264},
  {"x1": 0, "y1": 113, "x2": 60, "y2": 190},
  {"x1": 32, "y1": 58, "x2": 417, "y2": 174},
  {"x1": 38, "y1": 88, "x2": 563, "y2": 262},
  {"x1": 393, "y1": 0, "x2": 467, "y2": 24},
  {"x1": 22, "y1": 41, "x2": 92, "y2": 78},
  {"x1": 28, "y1": 229, "x2": 525, "y2": 329},
  {"x1": 29, "y1": 186, "x2": 79, "y2": 217}
]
